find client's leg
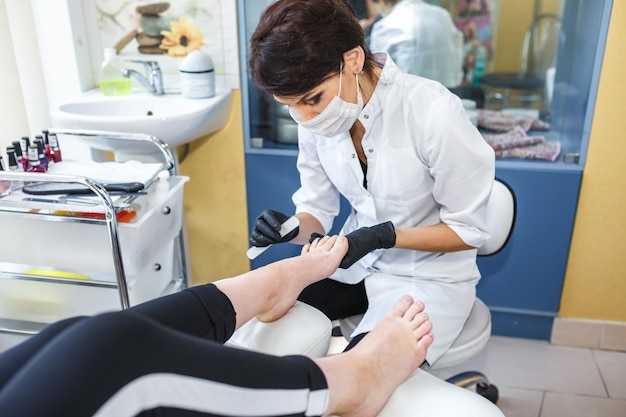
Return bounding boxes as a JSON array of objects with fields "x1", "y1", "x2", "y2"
[
  {"x1": 317, "y1": 295, "x2": 433, "y2": 417},
  {"x1": 215, "y1": 235, "x2": 349, "y2": 327},
  {"x1": 1, "y1": 236, "x2": 430, "y2": 416},
  {"x1": 0, "y1": 237, "x2": 348, "y2": 409},
  {"x1": 0, "y1": 294, "x2": 431, "y2": 417},
  {"x1": 126, "y1": 235, "x2": 349, "y2": 342},
  {"x1": 298, "y1": 278, "x2": 369, "y2": 320},
  {"x1": 0, "y1": 316, "x2": 86, "y2": 390},
  {"x1": 0, "y1": 311, "x2": 332, "y2": 417}
]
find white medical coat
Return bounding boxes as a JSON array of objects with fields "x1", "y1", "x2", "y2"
[
  {"x1": 292, "y1": 54, "x2": 495, "y2": 364},
  {"x1": 369, "y1": 0, "x2": 463, "y2": 88}
]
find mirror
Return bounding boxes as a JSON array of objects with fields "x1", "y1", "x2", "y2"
[
  {"x1": 357, "y1": 0, "x2": 564, "y2": 111},
  {"x1": 241, "y1": 0, "x2": 610, "y2": 163}
]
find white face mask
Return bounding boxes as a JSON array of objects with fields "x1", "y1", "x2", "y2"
[{"x1": 289, "y1": 63, "x2": 363, "y2": 137}]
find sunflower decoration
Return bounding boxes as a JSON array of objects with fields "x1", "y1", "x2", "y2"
[{"x1": 160, "y1": 16, "x2": 205, "y2": 57}]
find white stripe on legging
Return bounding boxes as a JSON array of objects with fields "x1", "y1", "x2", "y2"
[{"x1": 92, "y1": 373, "x2": 329, "y2": 417}]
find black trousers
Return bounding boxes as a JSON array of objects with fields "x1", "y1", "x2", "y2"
[
  {"x1": 298, "y1": 278, "x2": 369, "y2": 350},
  {"x1": 0, "y1": 285, "x2": 327, "y2": 417}
]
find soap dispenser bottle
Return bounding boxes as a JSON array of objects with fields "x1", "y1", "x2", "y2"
[{"x1": 99, "y1": 48, "x2": 132, "y2": 96}]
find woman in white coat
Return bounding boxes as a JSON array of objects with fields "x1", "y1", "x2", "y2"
[
  {"x1": 248, "y1": 0, "x2": 495, "y2": 367},
  {"x1": 369, "y1": 0, "x2": 464, "y2": 88}
]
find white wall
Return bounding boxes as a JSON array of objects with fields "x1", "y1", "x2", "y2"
[
  {"x1": 0, "y1": 1, "x2": 39, "y2": 152},
  {"x1": 218, "y1": 0, "x2": 241, "y2": 89},
  {"x1": 31, "y1": 0, "x2": 107, "y2": 108},
  {"x1": 46, "y1": 0, "x2": 241, "y2": 100}
]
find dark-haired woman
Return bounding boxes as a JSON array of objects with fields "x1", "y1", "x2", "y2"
[{"x1": 248, "y1": 0, "x2": 495, "y2": 367}]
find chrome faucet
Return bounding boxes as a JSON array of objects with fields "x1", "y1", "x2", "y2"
[{"x1": 121, "y1": 60, "x2": 164, "y2": 95}]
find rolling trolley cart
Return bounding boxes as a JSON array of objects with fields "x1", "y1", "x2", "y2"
[{"x1": 0, "y1": 129, "x2": 191, "y2": 335}]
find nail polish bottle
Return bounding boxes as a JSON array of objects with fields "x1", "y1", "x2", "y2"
[
  {"x1": 41, "y1": 130, "x2": 52, "y2": 161},
  {"x1": 11, "y1": 141, "x2": 28, "y2": 171},
  {"x1": 33, "y1": 136, "x2": 49, "y2": 171},
  {"x1": 6, "y1": 147, "x2": 21, "y2": 170},
  {"x1": 26, "y1": 145, "x2": 46, "y2": 173},
  {"x1": 6, "y1": 147, "x2": 23, "y2": 191},
  {"x1": 20, "y1": 136, "x2": 30, "y2": 157},
  {"x1": 48, "y1": 132, "x2": 63, "y2": 163}
]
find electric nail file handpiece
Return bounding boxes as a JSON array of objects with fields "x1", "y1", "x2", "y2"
[{"x1": 246, "y1": 216, "x2": 300, "y2": 260}]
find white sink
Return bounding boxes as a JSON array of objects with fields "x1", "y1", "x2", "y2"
[{"x1": 50, "y1": 89, "x2": 232, "y2": 153}]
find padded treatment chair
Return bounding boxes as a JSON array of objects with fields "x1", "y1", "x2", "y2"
[
  {"x1": 338, "y1": 178, "x2": 516, "y2": 404},
  {"x1": 227, "y1": 301, "x2": 505, "y2": 417},
  {"x1": 227, "y1": 300, "x2": 333, "y2": 357},
  {"x1": 480, "y1": 13, "x2": 562, "y2": 110}
]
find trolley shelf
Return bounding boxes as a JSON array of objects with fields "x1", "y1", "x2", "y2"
[{"x1": 0, "y1": 129, "x2": 190, "y2": 334}]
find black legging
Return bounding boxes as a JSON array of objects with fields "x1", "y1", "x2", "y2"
[
  {"x1": 0, "y1": 285, "x2": 327, "y2": 417},
  {"x1": 298, "y1": 278, "x2": 369, "y2": 350}
]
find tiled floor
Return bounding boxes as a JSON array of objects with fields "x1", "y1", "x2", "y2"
[
  {"x1": 329, "y1": 334, "x2": 626, "y2": 417},
  {"x1": 2, "y1": 332, "x2": 626, "y2": 416}
]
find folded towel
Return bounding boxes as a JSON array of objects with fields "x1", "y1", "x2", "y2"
[
  {"x1": 478, "y1": 109, "x2": 550, "y2": 132},
  {"x1": 494, "y1": 141, "x2": 561, "y2": 161},
  {"x1": 482, "y1": 126, "x2": 545, "y2": 150},
  {"x1": 47, "y1": 160, "x2": 164, "y2": 185}
]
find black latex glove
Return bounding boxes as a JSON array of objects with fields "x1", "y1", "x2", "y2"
[
  {"x1": 309, "y1": 221, "x2": 396, "y2": 269},
  {"x1": 250, "y1": 209, "x2": 300, "y2": 247}
]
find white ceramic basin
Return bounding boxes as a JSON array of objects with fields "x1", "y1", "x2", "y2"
[{"x1": 50, "y1": 89, "x2": 232, "y2": 152}]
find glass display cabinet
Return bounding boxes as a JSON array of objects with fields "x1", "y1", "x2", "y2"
[{"x1": 237, "y1": 0, "x2": 613, "y2": 339}]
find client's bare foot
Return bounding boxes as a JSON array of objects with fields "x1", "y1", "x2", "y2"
[
  {"x1": 257, "y1": 235, "x2": 348, "y2": 322},
  {"x1": 216, "y1": 235, "x2": 348, "y2": 329},
  {"x1": 314, "y1": 295, "x2": 434, "y2": 417}
]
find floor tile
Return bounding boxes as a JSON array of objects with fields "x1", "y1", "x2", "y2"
[
  {"x1": 600, "y1": 322, "x2": 626, "y2": 351},
  {"x1": 594, "y1": 350, "x2": 626, "y2": 399},
  {"x1": 541, "y1": 392, "x2": 626, "y2": 417},
  {"x1": 551, "y1": 317, "x2": 602, "y2": 349},
  {"x1": 430, "y1": 336, "x2": 607, "y2": 397},
  {"x1": 495, "y1": 387, "x2": 543, "y2": 417}
]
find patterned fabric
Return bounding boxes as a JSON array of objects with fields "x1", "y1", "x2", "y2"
[
  {"x1": 477, "y1": 109, "x2": 550, "y2": 132},
  {"x1": 482, "y1": 126, "x2": 545, "y2": 150},
  {"x1": 494, "y1": 142, "x2": 562, "y2": 161},
  {"x1": 477, "y1": 110, "x2": 560, "y2": 161}
]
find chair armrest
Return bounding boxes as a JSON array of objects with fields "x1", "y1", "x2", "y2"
[
  {"x1": 330, "y1": 369, "x2": 505, "y2": 417},
  {"x1": 226, "y1": 301, "x2": 332, "y2": 358}
]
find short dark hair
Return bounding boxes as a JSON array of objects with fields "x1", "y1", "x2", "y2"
[{"x1": 249, "y1": 0, "x2": 375, "y2": 97}]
